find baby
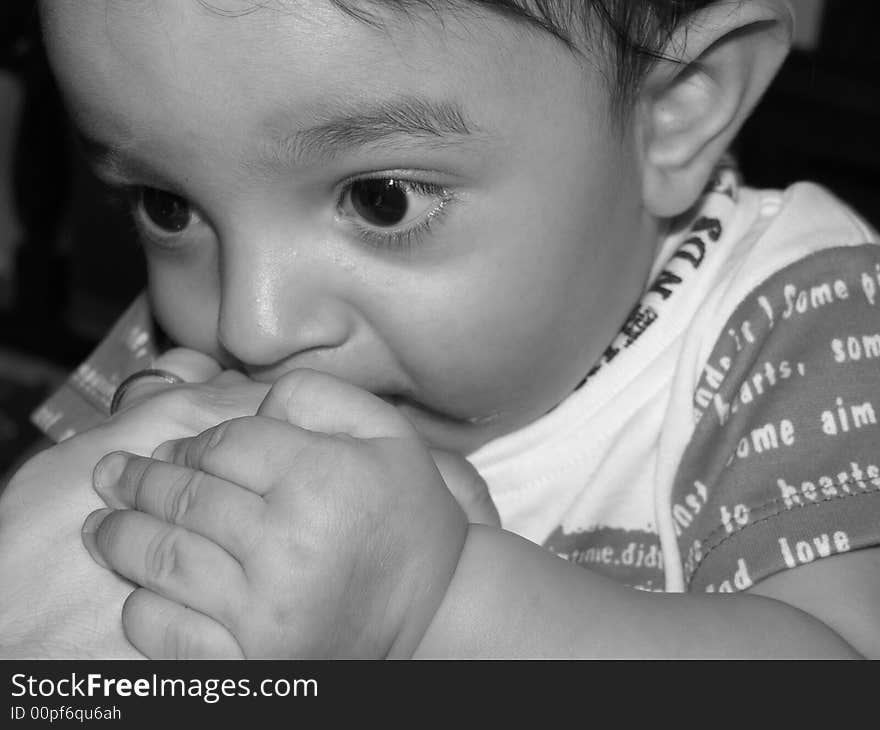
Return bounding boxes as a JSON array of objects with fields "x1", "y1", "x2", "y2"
[{"x1": 12, "y1": 0, "x2": 880, "y2": 657}]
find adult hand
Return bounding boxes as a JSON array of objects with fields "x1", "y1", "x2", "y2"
[{"x1": 0, "y1": 349, "x2": 268, "y2": 658}]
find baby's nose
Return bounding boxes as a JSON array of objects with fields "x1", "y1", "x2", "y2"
[{"x1": 216, "y1": 243, "x2": 353, "y2": 367}]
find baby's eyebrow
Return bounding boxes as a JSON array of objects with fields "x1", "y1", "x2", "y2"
[
  {"x1": 259, "y1": 95, "x2": 489, "y2": 168},
  {"x1": 73, "y1": 96, "x2": 491, "y2": 184},
  {"x1": 74, "y1": 131, "x2": 169, "y2": 187}
]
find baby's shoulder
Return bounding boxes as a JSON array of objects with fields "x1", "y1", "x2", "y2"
[{"x1": 712, "y1": 182, "x2": 878, "y2": 313}]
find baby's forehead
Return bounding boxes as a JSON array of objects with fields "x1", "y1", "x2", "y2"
[
  {"x1": 44, "y1": 0, "x2": 589, "y2": 70},
  {"x1": 96, "y1": 0, "x2": 580, "y2": 52},
  {"x1": 44, "y1": 0, "x2": 615, "y2": 179},
  {"x1": 49, "y1": 0, "x2": 597, "y2": 98}
]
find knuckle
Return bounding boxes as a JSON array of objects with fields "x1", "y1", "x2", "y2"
[
  {"x1": 186, "y1": 420, "x2": 232, "y2": 470},
  {"x1": 165, "y1": 469, "x2": 204, "y2": 525},
  {"x1": 144, "y1": 526, "x2": 184, "y2": 588},
  {"x1": 129, "y1": 459, "x2": 161, "y2": 511},
  {"x1": 229, "y1": 508, "x2": 266, "y2": 562}
]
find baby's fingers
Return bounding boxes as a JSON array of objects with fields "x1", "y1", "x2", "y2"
[
  {"x1": 258, "y1": 368, "x2": 414, "y2": 439},
  {"x1": 122, "y1": 588, "x2": 244, "y2": 659},
  {"x1": 153, "y1": 416, "x2": 317, "y2": 497},
  {"x1": 81, "y1": 508, "x2": 247, "y2": 634},
  {"x1": 93, "y1": 451, "x2": 265, "y2": 559}
]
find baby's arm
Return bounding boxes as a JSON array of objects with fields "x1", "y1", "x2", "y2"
[{"x1": 414, "y1": 526, "x2": 870, "y2": 658}]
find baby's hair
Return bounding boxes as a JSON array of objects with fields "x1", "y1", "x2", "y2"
[
  {"x1": 194, "y1": 0, "x2": 718, "y2": 118},
  {"x1": 324, "y1": 0, "x2": 718, "y2": 118}
]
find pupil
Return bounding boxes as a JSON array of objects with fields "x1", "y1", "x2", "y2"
[
  {"x1": 351, "y1": 179, "x2": 407, "y2": 226},
  {"x1": 141, "y1": 188, "x2": 191, "y2": 232}
]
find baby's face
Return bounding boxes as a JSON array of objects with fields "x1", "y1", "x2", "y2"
[{"x1": 42, "y1": 1, "x2": 658, "y2": 454}]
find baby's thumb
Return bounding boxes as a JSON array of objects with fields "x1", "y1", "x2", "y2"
[{"x1": 430, "y1": 449, "x2": 500, "y2": 527}]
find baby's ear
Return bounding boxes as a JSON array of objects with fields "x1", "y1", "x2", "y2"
[{"x1": 637, "y1": 0, "x2": 793, "y2": 217}]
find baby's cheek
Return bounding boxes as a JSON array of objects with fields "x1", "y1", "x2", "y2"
[{"x1": 147, "y1": 265, "x2": 221, "y2": 357}]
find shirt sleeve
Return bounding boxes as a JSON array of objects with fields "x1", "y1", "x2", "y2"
[
  {"x1": 30, "y1": 292, "x2": 159, "y2": 443},
  {"x1": 670, "y1": 244, "x2": 880, "y2": 592}
]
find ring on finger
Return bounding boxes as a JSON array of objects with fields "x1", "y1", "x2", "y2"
[{"x1": 110, "y1": 368, "x2": 186, "y2": 415}]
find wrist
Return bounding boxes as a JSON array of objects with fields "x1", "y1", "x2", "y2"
[
  {"x1": 385, "y1": 514, "x2": 471, "y2": 659},
  {"x1": 409, "y1": 523, "x2": 508, "y2": 658}
]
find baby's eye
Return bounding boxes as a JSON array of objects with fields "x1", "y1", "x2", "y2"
[
  {"x1": 339, "y1": 177, "x2": 453, "y2": 249},
  {"x1": 132, "y1": 186, "x2": 199, "y2": 236},
  {"x1": 348, "y1": 178, "x2": 417, "y2": 226}
]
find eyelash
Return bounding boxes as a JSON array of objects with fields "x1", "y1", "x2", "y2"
[
  {"x1": 107, "y1": 175, "x2": 458, "y2": 252},
  {"x1": 98, "y1": 185, "x2": 198, "y2": 251},
  {"x1": 337, "y1": 176, "x2": 458, "y2": 251}
]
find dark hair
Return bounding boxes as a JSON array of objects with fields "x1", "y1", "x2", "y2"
[{"x1": 325, "y1": 0, "x2": 718, "y2": 116}]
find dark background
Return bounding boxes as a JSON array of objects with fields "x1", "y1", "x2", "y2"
[{"x1": 0, "y1": 1, "x2": 877, "y2": 469}]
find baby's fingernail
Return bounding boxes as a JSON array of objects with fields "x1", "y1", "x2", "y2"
[
  {"x1": 93, "y1": 452, "x2": 128, "y2": 492},
  {"x1": 81, "y1": 509, "x2": 113, "y2": 569},
  {"x1": 82, "y1": 507, "x2": 112, "y2": 535}
]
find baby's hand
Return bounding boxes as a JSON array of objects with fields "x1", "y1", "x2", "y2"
[
  {"x1": 430, "y1": 449, "x2": 500, "y2": 527},
  {"x1": 82, "y1": 370, "x2": 471, "y2": 658}
]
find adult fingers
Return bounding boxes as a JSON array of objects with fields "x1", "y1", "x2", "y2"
[
  {"x1": 81, "y1": 508, "x2": 247, "y2": 632},
  {"x1": 122, "y1": 588, "x2": 244, "y2": 659},
  {"x1": 153, "y1": 348, "x2": 223, "y2": 382},
  {"x1": 109, "y1": 371, "x2": 269, "y2": 446},
  {"x1": 258, "y1": 368, "x2": 414, "y2": 440},
  {"x1": 110, "y1": 348, "x2": 223, "y2": 415},
  {"x1": 93, "y1": 451, "x2": 266, "y2": 559}
]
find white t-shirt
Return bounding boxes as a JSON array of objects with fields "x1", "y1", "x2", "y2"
[{"x1": 468, "y1": 164, "x2": 880, "y2": 592}]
